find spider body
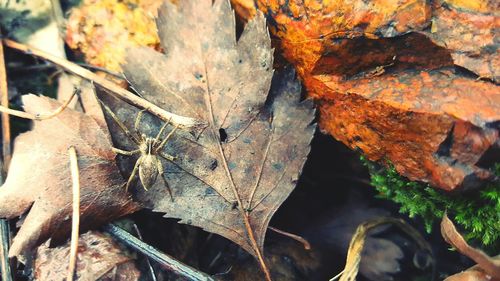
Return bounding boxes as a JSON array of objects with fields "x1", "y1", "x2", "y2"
[
  {"x1": 100, "y1": 103, "x2": 178, "y2": 200},
  {"x1": 138, "y1": 155, "x2": 160, "y2": 189},
  {"x1": 137, "y1": 137, "x2": 163, "y2": 190}
]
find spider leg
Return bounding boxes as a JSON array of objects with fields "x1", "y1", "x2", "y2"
[
  {"x1": 112, "y1": 148, "x2": 141, "y2": 156},
  {"x1": 125, "y1": 157, "x2": 142, "y2": 192},
  {"x1": 159, "y1": 152, "x2": 176, "y2": 162},
  {"x1": 155, "y1": 124, "x2": 180, "y2": 153},
  {"x1": 157, "y1": 160, "x2": 174, "y2": 201},
  {"x1": 134, "y1": 109, "x2": 147, "y2": 141},
  {"x1": 99, "y1": 100, "x2": 140, "y2": 144},
  {"x1": 153, "y1": 117, "x2": 172, "y2": 144}
]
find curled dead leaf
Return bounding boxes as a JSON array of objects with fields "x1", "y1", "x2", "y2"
[
  {"x1": 445, "y1": 262, "x2": 500, "y2": 281},
  {"x1": 441, "y1": 214, "x2": 500, "y2": 279},
  {"x1": 334, "y1": 217, "x2": 432, "y2": 281},
  {"x1": 308, "y1": 198, "x2": 405, "y2": 281}
]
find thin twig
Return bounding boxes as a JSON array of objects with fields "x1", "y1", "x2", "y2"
[
  {"x1": 7, "y1": 62, "x2": 122, "y2": 79},
  {"x1": 3, "y1": 39, "x2": 205, "y2": 130},
  {"x1": 76, "y1": 63, "x2": 122, "y2": 78},
  {"x1": 0, "y1": 88, "x2": 79, "y2": 120},
  {"x1": 0, "y1": 222, "x2": 10, "y2": 281},
  {"x1": 132, "y1": 224, "x2": 157, "y2": 281},
  {"x1": 67, "y1": 146, "x2": 80, "y2": 281},
  {"x1": 103, "y1": 224, "x2": 215, "y2": 281},
  {"x1": 268, "y1": 226, "x2": 311, "y2": 250},
  {"x1": 0, "y1": 160, "x2": 12, "y2": 281},
  {"x1": 0, "y1": 32, "x2": 13, "y2": 281},
  {"x1": 0, "y1": 36, "x2": 11, "y2": 172}
]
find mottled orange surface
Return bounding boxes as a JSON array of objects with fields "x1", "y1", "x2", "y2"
[
  {"x1": 232, "y1": 0, "x2": 499, "y2": 190},
  {"x1": 424, "y1": 1, "x2": 500, "y2": 82},
  {"x1": 253, "y1": 0, "x2": 430, "y2": 76},
  {"x1": 66, "y1": 0, "x2": 163, "y2": 72},
  {"x1": 313, "y1": 69, "x2": 499, "y2": 190}
]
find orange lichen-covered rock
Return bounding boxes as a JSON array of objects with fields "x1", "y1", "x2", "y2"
[
  {"x1": 424, "y1": 1, "x2": 499, "y2": 82},
  {"x1": 314, "y1": 68, "x2": 499, "y2": 190},
  {"x1": 255, "y1": 0, "x2": 431, "y2": 75},
  {"x1": 231, "y1": 0, "x2": 500, "y2": 190}
]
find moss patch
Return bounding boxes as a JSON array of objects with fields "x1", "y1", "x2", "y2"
[{"x1": 364, "y1": 158, "x2": 499, "y2": 252}]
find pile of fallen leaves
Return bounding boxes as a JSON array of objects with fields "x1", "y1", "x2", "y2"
[
  {"x1": 0, "y1": 0, "x2": 498, "y2": 280},
  {"x1": 2, "y1": 1, "x2": 316, "y2": 280}
]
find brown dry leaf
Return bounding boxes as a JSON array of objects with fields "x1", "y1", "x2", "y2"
[
  {"x1": 0, "y1": 94, "x2": 139, "y2": 258},
  {"x1": 441, "y1": 214, "x2": 500, "y2": 279},
  {"x1": 35, "y1": 231, "x2": 140, "y2": 281},
  {"x1": 100, "y1": 0, "x2": 315, "y2": 277},
  {"x1": 445, "y1": 262, "x2": 500, "y2": 281},
  {"x1": 57, "y1": 76, "x2": 109, "y2": 131}
]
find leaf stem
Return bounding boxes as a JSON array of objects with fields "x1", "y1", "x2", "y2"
[
  {"x1": 216, "y1": 142, "x2": 272, "y2": 281},
  {"x1": 202, "y1": 64, "x2": 272, "y2": 281},
  {"x1": 67, "y1": 146, "x2": 80, "y2": 281},
  {"x1": 268, "y1": 226, "x2": 311, "y2": 250},
  {"x1": 2, "y1": 39, "x2": 206, "y2": 130}
]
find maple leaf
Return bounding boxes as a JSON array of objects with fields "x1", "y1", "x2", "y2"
[
  {"x1": 0, "y1": 94, "x2": 139, "y2": 258},
  {"x1": 100, "y1": 0, "x2": 315, "y2": 276}
]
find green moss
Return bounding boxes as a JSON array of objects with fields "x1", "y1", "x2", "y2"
[{"x1": 363, "y1": 158, "x2": 500, "y2": 251}]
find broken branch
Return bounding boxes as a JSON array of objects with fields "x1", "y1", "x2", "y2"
[
  {"x1": 67, "y1": 146, "x2": 80, "y2": 281},
  {"x1": 103, "y1": 223, "x2": 215, "y2": 281},
  {"x1": 0, "y1": 32, "x2": 13, "y2": 281},
  {"x1": 2, "y1": 39, "x2": 205, "y2": 130}
]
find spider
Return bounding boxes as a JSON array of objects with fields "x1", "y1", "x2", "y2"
[{"x1": 100, "y1": 102, "x2": 179, "y2": 200}]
